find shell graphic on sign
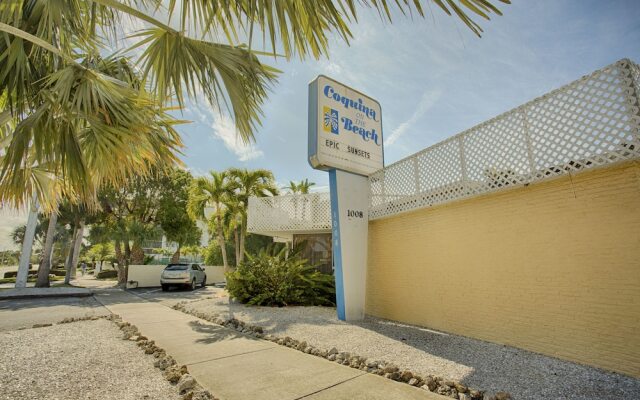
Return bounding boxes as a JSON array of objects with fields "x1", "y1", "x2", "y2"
[{"x1": 323, "y1": 106, "x2": 339, "y2": 134}]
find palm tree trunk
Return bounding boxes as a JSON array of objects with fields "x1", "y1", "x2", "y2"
[
  {"x1": 234, "y1": 227, "x2": 240, "y2": 266},
  {"x1": 35, "y1": 211, "x2": 58, "y2": 288},
  {"x1": 124, "y1": 240, "x2": 131, "y2": 265},
  {"x1": 15, "y1": 194, "x2": 39, "y2": 288},
  {"x1": 115, "y1": 239, "x2": 127, "y2": 284},
  {"x1": 171, "y1": 245, "x2": 181, "y2": 263},
  {"x1": 63, "y1": 226, "x2": 78, "y2": 284},
  {"x1": 69, "y1": 220, "x2": 85, "y2": 281},
  {"x1": 239, "y1": 216, "x2": 247, "y2": 264},
  {"x1": 131, "y1": 242, "x2": 145, "y2": 264},
  {"x1": 216, "y1": 215, "x2": 229, "y2": 272}
]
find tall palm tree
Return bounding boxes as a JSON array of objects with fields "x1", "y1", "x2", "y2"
[
  {"x1": 1, "y1": 53, "x2": 182, "y2": 287},
  {"x1": 285, "y1": 179, "x2": 316, "y2": 194},
  {"x1": 188, "y1": 171, "x2": 235, "y2": 272},
  {"x1": 228, "y1": 168, "x2": 278, "y2": 263},
  {"x1": 0, "y1": 1, "x2": 508, "y2": 166},
  {"x1": 1, "y1": 0, "x2": 507, "y2": 283},
  {"x1": 222, "y1": 197, "x2": 244, "y2": 266}
]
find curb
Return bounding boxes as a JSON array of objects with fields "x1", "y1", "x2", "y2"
[{"x1": 0, "y1": 289, "x2": 93, "y2": 300}]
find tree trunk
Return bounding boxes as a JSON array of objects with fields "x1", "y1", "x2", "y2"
[
  {"x1": 35, "y1": 211, "x2": 59, "y2": 288},
  {"x1": 114, "y1": 240, "x2": 127, "y2": 285},
  {"x1": 70, "y1": 220, "x2": 85, "y2": 281},
  {"x1": 16, "y1": 195, "x2": 39, "y2": 288},
  {"x1": 239, "y1": 217, "x2": 247, "y2": 264},
  {"x1": 238, "y1": 225, "x2": 247, "y2": 264},
  {"x1": 171, "y1": 245, "x2": 181, "y2": 263},
  {"x1": 124, "y1": 240, "x2": 131, "y2": 265},
  {"x1": 234, "y1": 227, "x2": 240, "y2": 267},
  {"x1": 216, "y1": 215, "x2": 229, "y2": 273},
  {"x1": 63, "y1": 226, "x2": 78, "y2": 284},
  {"x1": 131, "y1": 242, "x2": 145, "y2": 265}
]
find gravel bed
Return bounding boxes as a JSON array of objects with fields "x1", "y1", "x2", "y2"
[
  {"x1": 184, "y1": 296, "x2": 640, "y2": 400},
  {"x1": 0, "y1": 319, "x2": 182, "y2": 400}
]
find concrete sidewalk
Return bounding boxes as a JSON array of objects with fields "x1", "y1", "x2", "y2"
[{"x1": 95, "y1": 290, "x2": 445, "y2": 400}]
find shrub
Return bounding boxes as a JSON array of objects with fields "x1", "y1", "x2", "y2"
[
  {"x1": 226, "y1": 244, "x2": 335, "y2": 307},
  {"x1": 203, "y1": 241, "x2": 235, "y2": 266},
  {"x1": 96, "y1": 270, "x2": 118, "y2": 279}
]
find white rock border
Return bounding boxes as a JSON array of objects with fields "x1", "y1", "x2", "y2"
[
  {"x1": 33, "y1": 313, "x2": 218, "y2": 400},
  {"x1": 172, "y1": 301, "x2": 513, "y2": 400}
]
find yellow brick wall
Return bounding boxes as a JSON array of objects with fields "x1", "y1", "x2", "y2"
[{"x1": 366, "y1": 161, "x2": 640, "y2": 377}]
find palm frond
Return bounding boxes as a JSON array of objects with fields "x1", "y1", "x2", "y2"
[{"x1": 131, "y1": 28, "x2": 279, "y2": 141}]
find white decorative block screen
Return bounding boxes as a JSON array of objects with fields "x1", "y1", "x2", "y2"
[
  {"x1": 369, "y1": 59, "x2": 640, "y2": 220},
  {"x1": 248, "y1": 192, "x2": 332, "y2": 235}
]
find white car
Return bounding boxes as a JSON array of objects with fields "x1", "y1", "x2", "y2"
[{"x1": 160, "y1": 263, "x2": 206, "y2": 291}]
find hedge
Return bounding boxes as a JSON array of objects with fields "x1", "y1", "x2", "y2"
[{"x1": 96, "y1": 270, "x2": 118, "y2": 279}]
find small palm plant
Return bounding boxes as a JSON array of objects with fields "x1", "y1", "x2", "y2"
[{"x1": 226, "y1": 243, "x2": 335, "y2": 307}]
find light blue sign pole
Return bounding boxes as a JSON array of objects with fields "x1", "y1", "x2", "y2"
[{"x1": 308, "y1": 76, "x2": 384, "y2": 321}]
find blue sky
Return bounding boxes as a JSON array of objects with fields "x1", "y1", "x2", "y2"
[{"x1": 178, "y1": 0, "x2": 640, "y2": 191}]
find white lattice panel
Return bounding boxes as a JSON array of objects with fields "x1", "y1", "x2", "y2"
[
  {"x1": 370, "y1": 59, "x2": 640, "y2": 220},
  {"x1": 247, "y1": 192, "x2": 331, "y2": 235}
]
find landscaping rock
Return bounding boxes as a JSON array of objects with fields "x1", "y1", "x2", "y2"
[
  {"x1": 188, "y1": 389, "x2": 214, "y2": 400},
  {"x1": 164, "y1": 365, "x2": 188, "y2": 384},
  {"x1": 423, "y1": 376, "x2": 437, "y2": 391},
  {"x1": 383, "y1": 364, "x2": 399, "y2": 373},
  {"x1": 455, "y1": 382, "x2": 469, "y2": 393},
  {"x1": 252, "y1": 326, "x2": 264, "y2": 334},
  {"x1": 400, "y1": 370, "x2": 413, "y2": 382},
  {"x1": 495, "y1": 392, "x2": 512, "y2": 400},
  {"x1": 177, "y1": 374, "x2": 196, "y2": 393},
  {"x1": 154, "y1": 356, "x2": 176, "y2": 371}
]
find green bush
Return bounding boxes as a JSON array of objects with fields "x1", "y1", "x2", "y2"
[
  {"x1": 226, "y1": 244, "x2": 335, "y2": 307},
  {"x1": 203, "y1": 240, "x2": 235, "y2": 266},
  {"x1": 96, "y1": 270, "x2": 118, "y2": 279}
]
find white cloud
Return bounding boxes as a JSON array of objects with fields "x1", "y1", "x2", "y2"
[
  {"x1": 211, "y1": 115, "x2": 263, "y2": 162},
  {"x1": 386, "y1": 89, "x2": 443, "y2": 146}
]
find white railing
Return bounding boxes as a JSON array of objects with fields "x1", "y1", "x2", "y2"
[
  {"x1": 369, "y1": 59, "x2": 640, "y2": 219},
  {"x1": 247, "y1": 192, "x2": 332, "y2": 234},
  {"x1": 248, "y1": 59, "x2": 640, "y2": 231}
]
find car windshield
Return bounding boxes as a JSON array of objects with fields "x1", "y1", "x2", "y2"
[{"x1": 165, "y1": 264, "x2": 188, "y2": 271}]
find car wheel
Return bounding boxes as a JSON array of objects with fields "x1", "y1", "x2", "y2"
[
  {"x1": 201, "y1": 275, "x2": 207, "y2": 288},
  {"x1": 190, "y1": 279, "x2": 196, "y2": 291},
  {"x1": 161, "y1": 284, "x2": 168, "y2": 292}
]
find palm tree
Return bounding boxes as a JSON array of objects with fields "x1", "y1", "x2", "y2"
[
  {"x1": 285, "y1": 179, "x2": 316, "y2": 194},
  {"x1": 188, "y1": 171, "x2": 235, "y2": 272},
  {"x1": 1, "y1": 0, "x2": 507, "y2": 283},
  {"x1": 222, "y1": 197, "x2": 245, "y2": 266},
  {"x1": 228, "y1": 168, "x2": 278, "y2": 263},
  {"x1": 0, "y1": 52, "x2": 182, "y2": 287},
  {"x1": 0, "y1": 1, "x2": 507, "y2": 171}
]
